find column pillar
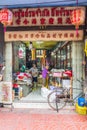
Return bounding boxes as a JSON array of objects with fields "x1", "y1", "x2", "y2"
[
  {"x1": 72, "y1": 41, "x2": 85, "y2": 99},
  {"x1": 4, "y1": 42, "x2": 12, "y2": 82}
]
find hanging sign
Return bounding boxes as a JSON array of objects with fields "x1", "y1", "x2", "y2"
[
  {"x1": 84, "y1": 39, "x2": 87, "y2": 57},
  {"x1": 31, "y1": 48, "x2": 36, "y2": 60},
  {"x1": 5, "y1": 30, "x2": 84, "y2": 42},
  {"x1": 8, "y1": 7, "x2": 85, "y2": 27},
  {"x1": 18, "y1": 47, "x2": 24, "y2": 58}
]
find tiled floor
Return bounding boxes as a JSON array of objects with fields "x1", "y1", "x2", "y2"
[
  {"x1": 8, "y1": 87, "x2": 87, "y2": 130},
  {"x1": 0, "y1": 108, "x2": 87, "y2": 130},
  {"x1": 13, "y1": 87, "x2": 74, "y2": 110}
]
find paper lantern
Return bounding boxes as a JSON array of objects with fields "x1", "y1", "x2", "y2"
[
  {"x1": 0, "y1": 8, "x2": 13, "y2": 26},
  {"x1": 71, "y1": 8, "x2": 85, "y2": 29}
]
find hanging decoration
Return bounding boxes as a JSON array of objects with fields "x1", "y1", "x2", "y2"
[
  {"x1": 70, "y1": 8, "x2": 85, "y2": 36},
  {"x1": 0, "y1": 8, "x2": 13, "y2": 32},
  {"x1": 31, "y1": 48, "x2": 36, "y2": 60},
  {"x1": 29, "y1": 41, "x2": 33, "y2": 50},
  {"x1": 43, "y1": 50, "x2": 46, "y2": 58},
  {"x1": 84, "y1": 39, "x2": 87, "y2": 57},
  {"x1": 42, "y1": 50, "x2": 46, "y2": 66},
  {"x1": 18, "y1": 47, "x2": 24, "y2": 58}
]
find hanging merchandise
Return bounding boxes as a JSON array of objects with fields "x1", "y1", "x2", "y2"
[
  {"x1": 70, "y1": 8, "x2": 85, "y2": 36},
  {"x1": 31, "y1": 48, "x2": 36, "y2": 60},
  {"x1": 0, "y1": 8, "x2": 13, "y2": 32},
  {"x1": 84, "y1": 39, "x2": 87, "y2": 57},
  {"x1": 29, "y1": 42, "x2": 33, "y2": 50},
  {"x1": 42, "y1": 50, "x2": 46, "y2": 66},
  {"x1": 64, "y1": 70, "x2": 72, "y2": 78},
  {"x1": 18, "y1": 47, "x2": 24, "y2": 58},
  {"x1": 43, "y1": 50, "x2": 46, "y2": 58}
]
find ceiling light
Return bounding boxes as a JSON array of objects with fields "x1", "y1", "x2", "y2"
[{"x1": 36, "y1": 41, "x2": 44, "y2": 44}]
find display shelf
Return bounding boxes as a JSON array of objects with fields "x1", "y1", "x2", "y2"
[{"x1": 57, "y1": 42, "x2": 72, "y2": 70}]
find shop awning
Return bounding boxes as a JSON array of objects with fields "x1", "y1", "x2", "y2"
[{"x1": 0, "y1": 0, "x2": 87, "y2": 9}]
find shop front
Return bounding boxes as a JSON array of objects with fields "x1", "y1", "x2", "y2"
[{"x1": 2, "y1": 6, "x2": 86, "y2": 104}]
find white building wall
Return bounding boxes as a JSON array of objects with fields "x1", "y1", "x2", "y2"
[
  {"x1": 72, "y1": 41, "x2": 85, "y2": 99},
  {"x1": 4, "y1": 43, "x2": 12, "y2": 82}
]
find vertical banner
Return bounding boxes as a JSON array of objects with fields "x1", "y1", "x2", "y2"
[
  {"x1": 31, "y1": 48, "x2": 36, "y2": 60},
  {"x1": 43, "y1": 50, "x2": 46, "y2": 66},
  {"x1": 84, "y1": 39, "x2": 87, "y2": 56},
  {"x1": 0, "y1": 82, "x2": 12, "y2": 104}
]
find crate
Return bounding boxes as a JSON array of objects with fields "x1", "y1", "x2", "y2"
[{"x1": 75, "y1": 103, "x2": 87, "y2": 115}]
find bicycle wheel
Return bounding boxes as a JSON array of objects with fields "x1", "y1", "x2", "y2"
[{"x1": 48, "y1": 90, "x2": 66, "y2": 111}]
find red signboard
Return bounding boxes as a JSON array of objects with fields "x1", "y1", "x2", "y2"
[{"x1": 9, "y1": 7, "x2": 85, "y2": 27}]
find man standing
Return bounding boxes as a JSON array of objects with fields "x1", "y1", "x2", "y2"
[
  {"x1": 29, "y1": 63, "x2": 38, "y2": 89},
  {"x1": 42, "y1": 65, "x2": 49, "y2": 88}
]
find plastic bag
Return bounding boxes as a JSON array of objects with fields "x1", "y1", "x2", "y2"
[{"x1": 41, "y1": 87, "x2": 52, "y2": 98}]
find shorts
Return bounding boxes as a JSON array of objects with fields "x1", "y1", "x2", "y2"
[
  {"x1": 13, "y1": 88, "x2": 19, "y2": 96},
  {"x1": 33, "y1": 77, "x2": 37, "y2": 82}
]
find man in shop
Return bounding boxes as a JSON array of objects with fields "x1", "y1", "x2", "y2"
[
  {"x1": 42, "y1": 65, "x2": 49, "y2": 88},
  {"x1": 29, "y1": 63, "x2": 38, "y2": 90}
]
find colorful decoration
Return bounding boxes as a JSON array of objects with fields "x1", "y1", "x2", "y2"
[
  {"x1": 71, "y1": 8, "x2": 85, "y2": 36},
  {"x1": 18, "y1": 47, "x2": 24, "y2": 58},
  {"x1": 31, "y1": 48, "x2": 36, "y2": 60},
  {"x1": 84, "y1": 39, "x2": 87, "y2": 57},
  {"x1": 43, "y1": 50, "x2": 46, "y2": 58},
  {"x1": 64, "y1": 70, "x2": 72, "y2": 78},
  {"x1": 0, "y1": 8, "x2": 13, "y2": 32}
]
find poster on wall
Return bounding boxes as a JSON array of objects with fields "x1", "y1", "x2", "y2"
[{"x1": 0, "y1": 82, "x2": 12, "y2": 104}]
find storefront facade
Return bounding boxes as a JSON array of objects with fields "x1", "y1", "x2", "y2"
[{"x1": 3, "y1": 6, "x2": 86, "y2": 99}]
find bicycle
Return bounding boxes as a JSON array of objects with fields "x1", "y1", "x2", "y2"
[{"x1": 47, "y1": 78, "x2": 86, "y2": 112}]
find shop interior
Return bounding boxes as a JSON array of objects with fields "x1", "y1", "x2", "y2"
[{"x1": 12, "y1": 40, "x2": 72, "y2": 102}]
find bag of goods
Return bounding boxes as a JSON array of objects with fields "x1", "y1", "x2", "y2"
[{"x1": 41, "y1": 87, "x2": 52, "y2": 98}]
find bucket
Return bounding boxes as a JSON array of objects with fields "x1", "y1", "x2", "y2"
[
  {"x1": 78, "y1": 97, "x2": 85, "y2": 107},
  {"x1": 75, "y1": 103, "x2": 87, "y2": 115}
]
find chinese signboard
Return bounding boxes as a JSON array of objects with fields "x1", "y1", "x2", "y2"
[
  {"x1": 0, "y1": 82, "x2": 12, "y2": 104},
  {"x1": 5, "y1": 30, "x2": 83, "y2": 42},
  {"x1": 10, "y1": 7, "x2": 85, "y2": 27}
]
